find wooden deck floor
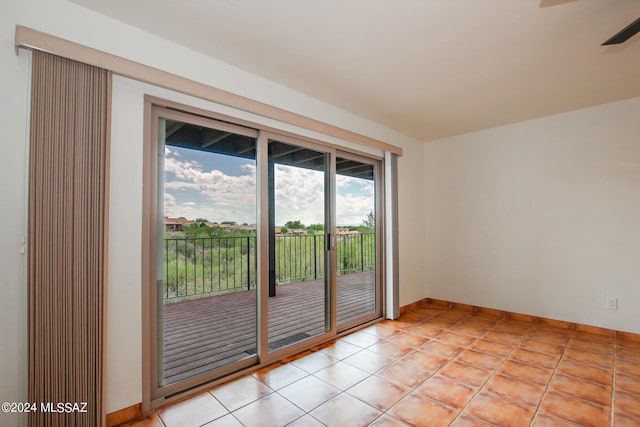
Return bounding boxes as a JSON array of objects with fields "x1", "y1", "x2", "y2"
[{"x1": 162, "y1": 270, "x2": 376, "y2": 384}]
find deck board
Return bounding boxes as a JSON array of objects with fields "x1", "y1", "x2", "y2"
[{"x1": 161, "y1": 270, "x2": 376, "y2": 384}]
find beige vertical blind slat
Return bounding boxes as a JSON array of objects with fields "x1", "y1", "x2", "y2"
[{"x1": 28, "y1": 50, "x2": 111, "y2": 427}]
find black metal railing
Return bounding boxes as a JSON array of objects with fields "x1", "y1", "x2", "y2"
[
  {"x1": 163, "y1": 232, "x2": 375, "y2": 301},
  {"x1": 163, "y1": 236, "x2": 255, "y2": 300},
  {"x1": 276, "y1": 234, "x2": 325, "y2": 284}
]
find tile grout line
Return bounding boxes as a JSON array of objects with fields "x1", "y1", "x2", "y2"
[
  {"x1": 527, "y1": 329, "x2": 573, "y2": 426},
  {"x1": 349, "y1": 309, "x2": 454, "y2": 426},
  {"x1": 201, "y1": 411, "x2": 245, "y2": 427},
  {"x1": 534, "y1": 333, "x2": 620, "y2": 426},
  {"x1": 367, "y1": 309, "x2": 469, "y2": 424},
  {"x1": 421, "y1": 310, "x2": 546, "y2": 425},
  {"x1": 271, "y1": 317, "x2": 437, "y2": 427},
  {"x1": 206, "y1": 376, "x2": 280, "y2": 426},
  {"x1": 447, "y1": 317, "x2": 537, "y2": 426},
  {"x1": 364, "y1": 308, "x2": 509, "y2": 425},
  {"x1": 365, "y1": 309, "x2": 449, "y2": 425},
  {"x1": 528, "y1": 331, "x2": 619, "y2": 425},
  {"x1": 442, "y1": 316, "x2": 504, "y2": 425},
  {"x1": 334, "y1": 307, "x2": 461, "y2": 425},
  {"x1": 255, "y1": 360, "x2": 333, "y2": 426},
  {"x1": 283, "y1": 329, "x2": 380, "y2": 425},
  {"x1": 157, "y1": 412, "x2": 168, "y2": 427}
]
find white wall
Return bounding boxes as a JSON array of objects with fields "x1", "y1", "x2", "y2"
[
  {"x1": 0, "y1": 34, "x2": 30, "y2": 427},
  {"x1": 424, "y1": 97, "x2": 640, "y2": 334},
  {"x1": 1, "y1": 0, "x2": 424, "y2": 420}
]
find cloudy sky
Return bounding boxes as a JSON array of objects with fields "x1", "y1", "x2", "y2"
[{"x1": 164, "y1": 146, "x2": 375, "y2": 226}]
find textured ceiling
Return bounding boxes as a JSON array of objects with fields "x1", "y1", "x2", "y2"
[{"x1": 72, "y1": 0, "x2": 640, "y2": 141}]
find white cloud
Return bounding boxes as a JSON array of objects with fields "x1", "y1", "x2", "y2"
[
  {"x1": 336, "y1": 193, "x2": 374, "y2": 226},
  {"x1": 164, "y1": 150, "x2": 375, "y2": 226},
  {"x1": 164, "y1": 152, "x2": 256, "y2": 223},
  {"x1": 335, "y1": 175, "x2": 375, "y2": 225},
  {"x1": 274, "y1": 165, "x2": 325, "y2": 225},
  {"x1": 165, "y1": 181, "x2": 201, "y2": 190},
  {"x1": 164, "y1": 193, "x2": 177, "y2": 211}
]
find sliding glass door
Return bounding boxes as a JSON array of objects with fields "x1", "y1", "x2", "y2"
[{"x1": 147, "y1": 105, "x2": 382, "y2": 401}]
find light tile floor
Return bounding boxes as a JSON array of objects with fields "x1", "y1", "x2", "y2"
[{"x1": 119, "y1": 303, "x2": 640, "y2": 427}]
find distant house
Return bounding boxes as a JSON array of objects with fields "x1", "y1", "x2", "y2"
[
  {"x1": 164, "y1": 218, "x2": 258, "y2": 233},
  {"x1": 164, "y1": 216, "x2": 195, "y2": 232},
  {"x1": 288, "y1": 228, "x2": 307, "y2": 235},
  {"x1": 337, "y1": 227, "x2": 360, "y2": 236}
]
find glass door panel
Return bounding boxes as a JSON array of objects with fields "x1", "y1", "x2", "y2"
[
  {"x1": 267, "y1": 139, "x2": 330, "y2": 351},
  {"x1": 335, "y1": 156, "x2": 379, "y2": 327},
  {"x1": 156, "y1": 113, "x2": 258, "y2": 388}
]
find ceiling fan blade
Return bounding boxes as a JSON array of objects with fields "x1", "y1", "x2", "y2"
[{"x1": 602, "y1": 16, "x2": 640, "y2": 45}]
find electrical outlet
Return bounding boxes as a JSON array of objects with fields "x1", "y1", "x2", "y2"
[{"x1": 606, "y1": 297, "x2": 618, "y2": 311}]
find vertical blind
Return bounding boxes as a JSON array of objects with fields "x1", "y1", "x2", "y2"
[{"x1": 28, "y1": 50, "x2": 111, "y2": 427}]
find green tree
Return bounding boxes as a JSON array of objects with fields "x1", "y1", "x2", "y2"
[
  {"x1": 285, "y1": 220, "x2": 305, "y2": 230},
  {"x1": 183, "y1": 224, "x2": 213, "y2": 238},
  {"x1": 362, "y1": 211, "x2": 375, "y2": 229},
  {"x1": 307, "y1": 224, "x2": 324, "y2": 234}
]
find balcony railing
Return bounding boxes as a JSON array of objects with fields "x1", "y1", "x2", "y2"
[{"x1": 163, "y1": 232, "x2": 375, "y2": 301}]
